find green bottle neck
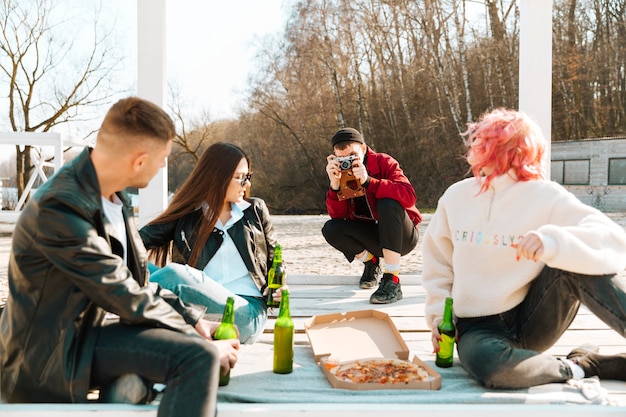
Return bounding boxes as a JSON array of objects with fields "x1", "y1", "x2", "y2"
[
  {"x1": 442, "y1": 298, "x2": 453, "y2": 323},
  {"x1": 222, "y1": 298, "x2": 235, "y2": 325},
  {"x1": 278, "y1": 292, "x2": 290, "y2": 317},
  {"x1": 274, "y1": 246, "x2": 283, "y2": 264}
]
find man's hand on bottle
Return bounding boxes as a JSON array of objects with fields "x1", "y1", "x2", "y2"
[
  {"x1": 213, "y1": 339, "x2": 240, "y2": 376},
  {"x1": 195, "y1": 318, "x2": 240, "y2": 340},
  {"x1": 194, "y1": 318, "x2": 220, "y2": 340}
]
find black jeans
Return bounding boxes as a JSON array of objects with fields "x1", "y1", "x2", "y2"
[
  {"x1": 456, "y1": 266, "x2": 626, "y2": 389},
  {"x1": 91, "y1": 323, "x2": 220, "y2": 417},
  {"x1": 322, "y1": 198, "x2": 418, "y2": 262}
]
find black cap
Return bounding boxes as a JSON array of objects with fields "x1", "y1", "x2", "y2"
[{"x1": 331, "y1": 127, "x2": 364, "y2": 147}]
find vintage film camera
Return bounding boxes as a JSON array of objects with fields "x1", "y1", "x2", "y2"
[
  {"x1": 336, "y1": 155, "x2": 358, "y2": 171},
  {"x1": 334, "y1": 155, "x2": 365, "y2": 200}
]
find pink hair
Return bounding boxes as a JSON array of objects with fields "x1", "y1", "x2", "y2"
[{"x1": 463, "y1": 108, "x2": 546, "y2": 194}]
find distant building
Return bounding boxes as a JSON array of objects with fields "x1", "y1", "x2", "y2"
[{"x1": 551, "y1": 137, "x2": 626, "y2": 212}]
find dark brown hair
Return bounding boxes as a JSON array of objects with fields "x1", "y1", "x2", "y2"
[
  {"x1": 148, "y1": 142, "x2": 251, "y2": 267},
  {"x1": 99, "y1": 97, "x2": 175, "y2": 144}
]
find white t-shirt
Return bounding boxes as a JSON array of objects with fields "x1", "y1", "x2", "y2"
[{"x1": 101, "y1": 195, "x2": 127, "y2": 264}]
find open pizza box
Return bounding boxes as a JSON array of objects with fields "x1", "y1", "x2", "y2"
[{"x1": 304, "y1": 309, "x2": 441, "y2": 390}]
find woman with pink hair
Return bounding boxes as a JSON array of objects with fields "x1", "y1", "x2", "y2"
[{"x1": 422, "y1": 108, "x2": 626, "y2": 389}]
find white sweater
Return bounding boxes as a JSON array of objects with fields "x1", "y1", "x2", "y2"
[{"x1": 422, "y1": 173, "x2": 626, "y2": 328}]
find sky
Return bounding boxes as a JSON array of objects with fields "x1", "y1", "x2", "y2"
[
  {"x1": 0, "y1": 0, "x2": 288, "y2": 161},
  {"x1": 165, "y1": 0, "x2": 287, "y2": 119},
  {"x1": 125, "y1": 0, "x2": 288, "y2": 119}
]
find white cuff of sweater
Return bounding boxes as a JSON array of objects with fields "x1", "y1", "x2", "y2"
[{"x1": 537, "y1": 231, "x2": 557, "y2": 261}]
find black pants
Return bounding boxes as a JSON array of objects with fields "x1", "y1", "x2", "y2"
[
  {"x1": 456, "y1": 267, "x2": 626, "y2": 389},
  {"x1": 91, "y1": 323, "x2": 220, "y2": 417},
  {"x1": 322, "y1": 198, "x2": 418, "y2": 262}
]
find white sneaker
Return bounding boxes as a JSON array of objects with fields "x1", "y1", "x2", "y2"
[{"x1": 99, "y1": 373, "x2": 150, "y2": 404}]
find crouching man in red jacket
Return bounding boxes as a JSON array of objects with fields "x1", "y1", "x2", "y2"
[{"x1": 323, "y1": 127, "x2": 422, "y2": 304}]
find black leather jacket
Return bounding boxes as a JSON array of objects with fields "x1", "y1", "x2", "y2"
[
  {"x1": 140, "y1": 197, "x2": 277, "y2": 296},
  {"x1": 0, "y1": 148, "x2": 203, "y2": 403}
]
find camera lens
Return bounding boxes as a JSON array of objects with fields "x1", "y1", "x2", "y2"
[{"x1": 340, "y1": 160, "x2": 351, "y2": 170}]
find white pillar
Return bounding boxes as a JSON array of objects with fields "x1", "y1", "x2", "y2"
[
  {"x1": 137, "y1": 0, "x2": 168, "y2": 227},
  {"x1": 519, "y1": 0, "x2": 553, "y2": 175}
]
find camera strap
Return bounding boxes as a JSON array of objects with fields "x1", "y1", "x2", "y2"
[{"x1": 337, "y1": 169, "x2": 365, "y2": 200}]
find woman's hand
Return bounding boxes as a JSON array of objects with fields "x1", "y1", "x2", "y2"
[
  {"x1": 271, "y1": 285, "x2": 289, "y2": 304},
  {"x1": 512, "y1": 232, "x2": 544, "y2": 262},
  {"x1": 430, "y1": 319, "x2": 442, "y2": 353}
]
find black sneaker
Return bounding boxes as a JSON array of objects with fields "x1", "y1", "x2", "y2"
[
  {"x1": 359, "y1": 257, "x2": 381, "y2": 289},
  {"x1": 369, "y1": 273, "x2": 402, "y2": 304},
  {"x1": 567, "y1": 345, "x2": 626, "y2": 381}
]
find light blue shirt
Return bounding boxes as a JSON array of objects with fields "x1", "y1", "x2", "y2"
[{"x1": 203, "y1": 201, "x2": 262, "y2": 298}]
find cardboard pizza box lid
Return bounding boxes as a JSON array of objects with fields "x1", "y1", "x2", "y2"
[{"x1": 305, "y1": 309, "x2": 409, "y2": 362}]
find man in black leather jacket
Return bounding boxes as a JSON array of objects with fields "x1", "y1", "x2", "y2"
[{"x1": 0, "y1": 97, "x2": 239, "y2": 417}]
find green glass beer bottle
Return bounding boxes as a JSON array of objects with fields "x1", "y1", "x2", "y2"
[
  {"x1": 436, "y1": 297, "x2": 455, "y2": 368},
  {"x1": 214, "y1": 296, "x2": 237, "y2": 385},
  {"x1": 266, "y1": 244, "x2": 286, "y2": 308},
  {"x1": 273, "y1": 289, "x2": 294, "y2": 374}
]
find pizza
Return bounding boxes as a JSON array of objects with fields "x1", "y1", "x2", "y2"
[{"x1": 325, "y1": 358, "x2": 430, "y2": 385}]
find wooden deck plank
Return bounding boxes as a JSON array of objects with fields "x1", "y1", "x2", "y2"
[
  {"x1": 2, "y1": 403, "x2": 626, "y2": 417},
  {"x1": 265, "y1": 314, "x2": 616, "y2": 334},
  {"x1": 275, "y1": 282, "x2": 617, "y2": 333}
]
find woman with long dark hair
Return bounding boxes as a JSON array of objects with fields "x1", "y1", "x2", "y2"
[{"x1": 140, "y1": 142, "x2": 278, "y2": 344}]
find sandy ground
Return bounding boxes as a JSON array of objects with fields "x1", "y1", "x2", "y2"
[
  {"x1": 270, "y1": 214, "x2": 427, "y2": 276},
  {"x1": 3, "y1": 211, "x2": 626, "y2": 307}
]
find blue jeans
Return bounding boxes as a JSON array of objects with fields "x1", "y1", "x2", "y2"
[
  {"x1": 456, "y1": 266, "x2": 626, "y2": 389},
  {"x1": 91, "y1": 323, "x2": 219, "y2": 417},
  {"x1": 149, "y1": 263, "x2": 267, "y2": 344}
]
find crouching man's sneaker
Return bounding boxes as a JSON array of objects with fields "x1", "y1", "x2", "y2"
[
  {"x1": 359, "y1": 257, "x2": 381, "y2": 289},
  {"x1": 567, "y1": 345, "x2": 626, "y2": 381},
  {"x1": 369, "y1": 273, "x2": 402, "y2": 304}
]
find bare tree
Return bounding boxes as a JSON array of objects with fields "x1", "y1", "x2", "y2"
[
  {"x1": 168, "y1": 85, "x2": 215, "y2": 162},
  {"x1": 0, "y1": 0, "x2": 120, "y2": 199},
  {"x1": 220, "y1": 0, "x2": 626, "y2": 213}
]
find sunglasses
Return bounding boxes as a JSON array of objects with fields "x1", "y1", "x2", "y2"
[{"x1": 234, "y1": 172, "x2": 253, "y2": 187}]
